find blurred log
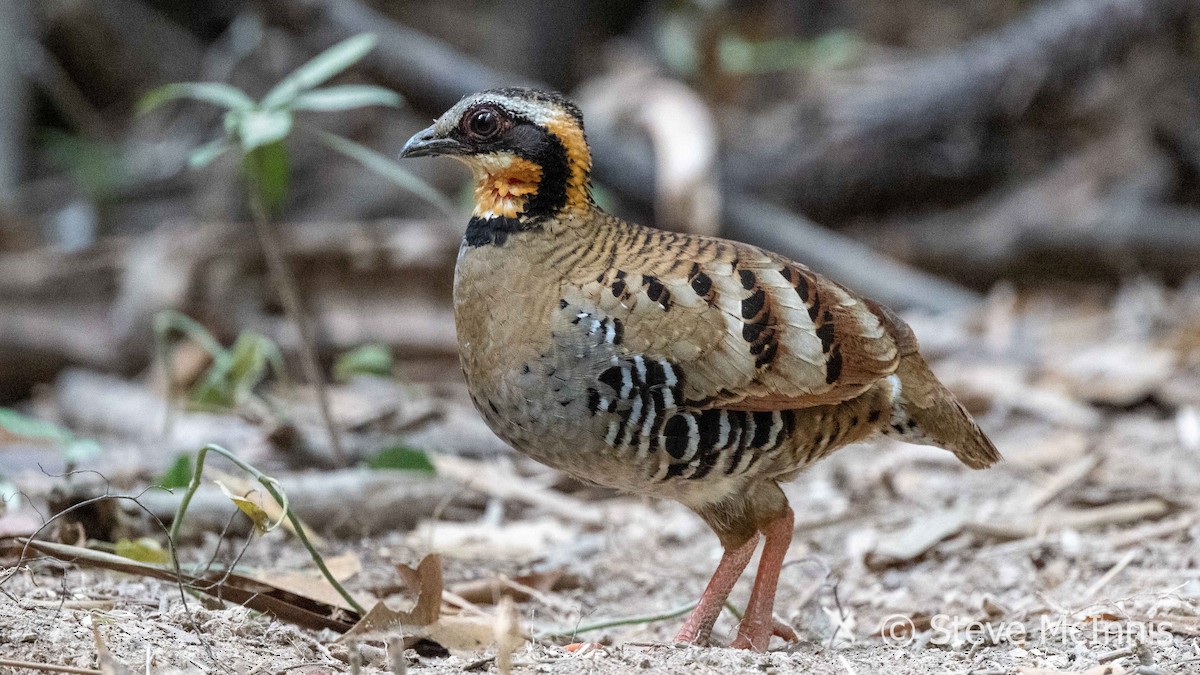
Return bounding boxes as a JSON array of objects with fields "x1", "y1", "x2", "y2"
[
  {"x1": 0, "y1": 219, "x2": 459, "y2": 400},
  {"x1": 259, "y1": 0, "x2": 982, "y2": 313},
  {"x1": 881, "y1": 201, "x2": 1200, "y2": 286},
  {"x1": 735, "y1": 0, "x2": 1200, "y2": 220},
  {"x1": 137, "y1": 469, "x2": 486, "y2": 538},
  {"x1": 857, "y1": 133, "x2": 1200, "y2": 285}
]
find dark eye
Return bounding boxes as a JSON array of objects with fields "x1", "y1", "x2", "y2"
[{"x1": 465, "y1": 108, "x2": 502, "y2": 141}]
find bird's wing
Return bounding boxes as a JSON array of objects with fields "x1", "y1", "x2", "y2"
[{"x1": 559, "y1": 234, "x2": 912, "y2": 412}]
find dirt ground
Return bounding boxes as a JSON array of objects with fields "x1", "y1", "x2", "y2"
[{"x1": 3, "y1": 282, "x2": 1200, "y2": 674}]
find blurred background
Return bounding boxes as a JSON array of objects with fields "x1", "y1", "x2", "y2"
[
  {"x1": 2, "y1": 1, "x2": 1200, "y2": 670},
  {"x1": 2, "y1": 0, "x2": 1198, "y2": 406}
]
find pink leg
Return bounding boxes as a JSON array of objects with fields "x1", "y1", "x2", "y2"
[
  {"x1": 673, "y1": 534, "x2": 758, "y2": 646},
  {"x1": 730, "y1": 507, "x2": 795, "y2": 651}
]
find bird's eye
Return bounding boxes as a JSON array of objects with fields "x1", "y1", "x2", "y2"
[{"x1": 464, "y1": 108, "x2": 503, "y2": 141}]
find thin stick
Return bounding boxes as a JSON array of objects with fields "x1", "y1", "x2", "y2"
[
  {"x1": 1083, "y1": 549, "x2": 1138, "y2": 600},
  {"x1": 246, "y1": 159, "x2": 345, "y2": 465},
  {"x1": 0, "y1": 659, "x2": 102, "y2": 675}
]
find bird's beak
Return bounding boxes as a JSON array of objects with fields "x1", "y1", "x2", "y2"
[{"x1": 399, "y1": 124, "x2": 463, "y2": 158}]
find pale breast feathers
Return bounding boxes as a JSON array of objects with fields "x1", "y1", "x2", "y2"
[{"x1": 556, "y1": 238, "x2": 905, "y2": 412}]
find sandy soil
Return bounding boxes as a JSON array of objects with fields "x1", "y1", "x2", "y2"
[{"x1": 2, "y1": 284, "x2": 1199, "y2": 674}]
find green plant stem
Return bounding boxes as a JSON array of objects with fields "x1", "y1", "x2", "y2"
[
  {"x1": 535, "y1": 601, "x2": 699, "y2": 640},
  {"x1": 170, "y1": 444, "x2": 365, "y2": 615},
  {"x1": 245, "y1": 162, "x2": 346, "y2": 466}
]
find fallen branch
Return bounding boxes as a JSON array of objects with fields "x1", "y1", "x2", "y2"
[{"x1": 738, "y1": 0, "x2": 1200, "y2": 216}]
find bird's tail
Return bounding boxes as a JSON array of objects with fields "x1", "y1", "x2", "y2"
[{"x1": 884, "y1": 353, "x2": 1002, "y2": 470}]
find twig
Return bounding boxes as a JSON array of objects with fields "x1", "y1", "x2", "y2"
[
  {"x1": 1026, "y1": 455, "x2": 1101, "y2": 511},
  {"x1": 247, "y1": 166, "x2": 346, "y2": 466},
  {"x1": 169, "y1": 443, "x2": 364, "y2": 614},
  {"x1": 0, "y1": 659, "x2": 102, "y2": 675},
  {"x1": 1083, "y1": 549, "x2": 1138, "y2": 600}
]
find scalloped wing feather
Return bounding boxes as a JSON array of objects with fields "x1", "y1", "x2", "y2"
[{"x1": 565, "y1": 233, "x2": 904, "y2": 412}]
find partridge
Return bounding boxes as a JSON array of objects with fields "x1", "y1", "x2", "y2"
[{"x1": 400, "y1": 88, "x2": 1000, "y2": 651}]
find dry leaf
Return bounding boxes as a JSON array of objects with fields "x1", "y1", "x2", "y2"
[
  {"x1": 214, "y1": 479, "x2": 272, "y2": 533},
  {"x1": 244, "y1": 551, "x2": 369, "y2": 612},
  {"x1": 209, "y1": 470, "x2": 328, "y2": 548},
  {"x1": 341, "y1": 554, "x2": 502, "y2": 651}
]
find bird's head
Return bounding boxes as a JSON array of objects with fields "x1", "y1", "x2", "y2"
[{"x1": 400, "y1": 88, "x2": 593, "y2": 222}]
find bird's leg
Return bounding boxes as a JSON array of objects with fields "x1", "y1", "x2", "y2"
[
  {"x1": 673, "y1": 534, "x2": 758, "y2": 646},
  {"x1": 730, "y1": 506, "x2": 795, "y2": 651}
]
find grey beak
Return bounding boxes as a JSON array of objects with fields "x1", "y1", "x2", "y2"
[{"x1": 399, "y1": 124, "x2": 463, "y2": 158}]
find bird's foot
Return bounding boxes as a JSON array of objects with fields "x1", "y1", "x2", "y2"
[
  {"x1": 729, "y1": 617, "x2": 797, "y2": 651},
  {"x1": 560, "y1": 642, "x2": 604, "y2": 655}
]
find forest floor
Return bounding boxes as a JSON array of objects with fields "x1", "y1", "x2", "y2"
[{"x1": 2, "y1": 282, "x2": 1200, "y2": 674}]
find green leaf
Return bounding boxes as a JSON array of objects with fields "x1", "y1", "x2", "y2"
[
  {"x1": 159, "y1": 454, "x2": 194, "y2": 489},
  {"x1": 188, "y1": 138, "x2": 231, "y2": 169},
  {"x1": 138, "y1": 82, "x2": 256, "y2": 116},
  {"x1": 244, "y1": 141, "x2": 290, "y2": 215},
  {"x1": 215, "y1": 480, "x2": 273, "y2": 533},
  {"x1": 334, "y1": 344, "x2": 394, "y2": 382},
  {"x1": 291, "y1": 85, "x2": 402, "y2": 112},
  {"x1": 234, "y1": 109, "x2": 293, "y2": 152},
  {"x1": 0, "y1": 408, "x2": 101, "y2": 464},
  {"x1": 366, "y1": 446, "x2": 436, "y2": 474},
  {"x1": 316, "y1": 131, "x2": 456, "y2": 217},
  {"x1": 115, "y1": 537, "x2": 171, "y2": 564},
  {"x1": 189, "y1": 332, "x2": 281, "y2": 410},
  {"x1": 0, "y1": 408, "x2": 73, "y2": 442},
  {"x1": 153, "y1": 310, "x2": 227, "y2": 361},
  {"x1": 261, "y1": 34, "x2": 378, "y2": 110}
]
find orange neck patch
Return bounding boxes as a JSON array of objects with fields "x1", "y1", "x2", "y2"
[
  {"x1": 544, "y1": 116, "x2": 592, "y2": 213},
  {"x1": 467, "y1": 155, "x2": 543, "y2": 219}
]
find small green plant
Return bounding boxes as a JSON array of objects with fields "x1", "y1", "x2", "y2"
[
  {"x1": 153, "y1": 310, "x2": 284, "y2": 413},
  {"x1": 0, "y1": 407, "x2": 101, "y2": 465},
  {"x1": 333, "y1": 343, "x2": 394, "y2": 382},
  {"x1": 169, "y1": 443, "x2": 365, "y2": 614},
  {"x1": 140, "y1": 34, "x2": 456, "y2": 465},
  {"x1": 138, "y1": 33, "x2": 452, "y2": 214},
  {"x1": 366, "y1": 445, "x2": 436, "y2": 474}
]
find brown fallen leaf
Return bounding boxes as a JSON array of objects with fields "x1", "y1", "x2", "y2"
[
  {"x1": 341, "y1": 553, "x2": 515, "y2": 652},
  {"x1": 243, "y1": 551, "x2": 370, "y2": 612}
]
